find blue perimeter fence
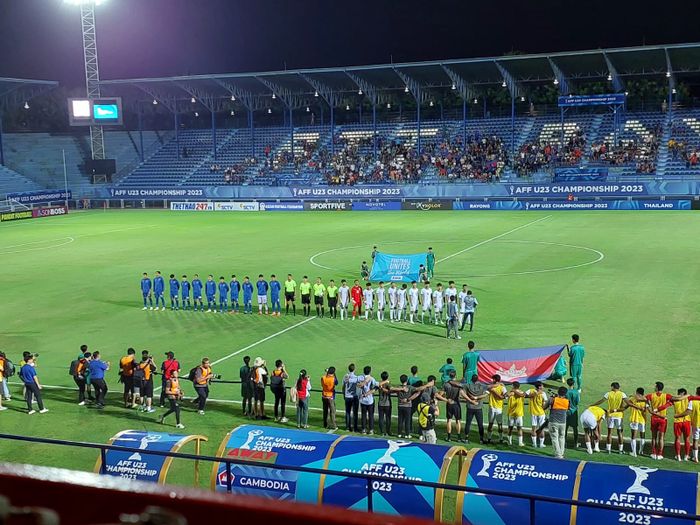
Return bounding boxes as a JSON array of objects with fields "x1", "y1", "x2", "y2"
[{"x1": 0, "y1": 432, "x2": 698, "y2": 524}]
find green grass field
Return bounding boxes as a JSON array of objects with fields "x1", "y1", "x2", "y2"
[{"x1": 1, "y1": 209, "x2": 698, "y2": 485}]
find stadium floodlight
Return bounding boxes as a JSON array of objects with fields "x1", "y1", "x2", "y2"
[
  {"x1": 666, "y1": 71, "x2": 671, "y2": 78},
  {"x1": 230, "y1": 94, "x2": 235, "y2": 101},
  {"x1": 501, "y1": 80, "x2": 507, "y2": 88},
  {"x1": 473, "y1": 98, "x2": 478, "y2": 104},
  {"x1": 230, "y1": 110, "x2": 235, "y2": 116},
  {"x1": 386, "y1": 102, "x2": 391, "y2": 109},
  {"x1": 553, "y1": 78, "x2": 559, "y2": 85},
  {"x1": 194, "y1": 111, "x2": 199, "y2": 117},
  {"x1": 23, "y1": 101, "x2": 29, "y2": 109},
  {"x1": 271, "y1": 93, "x2": 276, "y2": 99},
  {"x1": 345, "y1": 104, "x2": 350, "y2": 110},
  {"x1": 624, "y1": 91, "x2": 629, "y2": 96},
  {"x1": 190, "y1": 97, "x2": 196, "y2": 103},
  {"x1": 520, "y1": 96, "x2": 525, "y2": 102},
  {"x1": 672, "y1": 88, "x2": 677, "y2": 94},
  {"x1": 404, "y1": 86, "x2": 409, "y2": 93},
  {"x1": 267, "y1": 108, "x2": 272, "y2": 114},
  {"x1": 451, "y1": 83, "x2": 456, "y2": 90},
  {"x1": 306, "y1": 106, "x2": 310, "y2": 112},
  {"x1": 64, "y1": 0, "x2": 107, "y2": 4},
  {"x1": 152, "y1": 99, "x2": 158, "y2": 105},
  {"x1": 358, "y1": 89, "x2": 363, "y2": 95},
  {"x1": 429, "y1": 100, "x2": 434, "y2": 107},
  {"x1": 314, "y1": 91, "x2": 319, "y2": 97},
  {"x1": 607, "y1": 74, "x2": 612, "y2": 81}
]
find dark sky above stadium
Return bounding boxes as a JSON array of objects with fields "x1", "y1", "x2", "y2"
[{"x1": 1, "y1": 0, "x2": 699, "y2": 87}]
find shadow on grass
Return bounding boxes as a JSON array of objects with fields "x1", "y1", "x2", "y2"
[{"x1": 383, "y1": 324, "x2": 449, "y2": 339}]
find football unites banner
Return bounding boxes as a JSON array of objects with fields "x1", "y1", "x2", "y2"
[
  {"x1": 477, "y1": 345, "x2": 567, "y2": 383},
  {"x1": 211, "y1": 425, "x2": 464, "y2": 520},
  {"x1": 370, "y1": 252, "x2": 427, "y2": 282},
  {"x1": 95, "y1": 430, "x2": 207, "y2": 484}
]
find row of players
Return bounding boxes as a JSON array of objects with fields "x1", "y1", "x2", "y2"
[{"x1": 139, "y1": 273, "x2": 478, "y2": 328}]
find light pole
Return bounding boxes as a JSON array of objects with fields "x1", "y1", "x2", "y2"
[{"x1": 65, "y1": 0, "x2": 106, "y2": 160}]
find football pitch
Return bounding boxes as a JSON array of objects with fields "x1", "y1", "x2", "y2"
[{"x1": 0, "y1": 209, "x2": 698, "y2": 484}]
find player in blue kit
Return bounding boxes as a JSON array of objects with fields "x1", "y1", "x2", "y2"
[
  {"x1": 229, "y1": 275, "x2": 240, "y2": 314},
  {"x1": 218, "y1": 277, "x2": 229, "y2": 313},
  {"x1": 205, "y1": 275, "x2": 217, "y2": 312},
  {"x1": 169, "y1": 274, "x2": 180, "y2": 310},
  {"x1": 242, "y1": 276, "x2": 253, "y2": 314},
  {"x1": 192, "y1": 274, "x2": 203, "y2": 311},
  {"x1": 153, "y1": 271, "x2": 165, "y2": 311},
  {"x1": 270, "y1": 274, "x2": 281, "y2": 316},
  {"x1": 141, "y1": 273, "x2": 153, "y2": 310},
  {"x1": 181, "y1": 275, "x2": 191, "y2": 310},
  {"x1": 256, "y1": 274, "x2": 269, "y2": 315}
]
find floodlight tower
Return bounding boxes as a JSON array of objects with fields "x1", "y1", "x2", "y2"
[{"x1": 65, "y1": 0, "x2": 105, "y2": 160}]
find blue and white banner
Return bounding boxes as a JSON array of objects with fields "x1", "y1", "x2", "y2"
[
  {"x1": 170, "y1": 202, "x2": 213, "y2": 211},
  {"x1": 214, "y1": 201, "x2": 259, "y2": 211},
  {"x1": 99, "y1": 430, "x2": 187, "y2": 483},
  {"x1": 460, "y1": 450, "x2": 579, "y2": 525},
  {"x1": 7, "y1": 189, "x2": 71, "y2": 204},
  {"x1": 507, "y1": 183, "x2": 648, "y2": 197},
  {"x1": 370, "y1": 252, "x2": 426, "y2": 282},
  {"x1": 353, "y1": 201, "x2": 402, "y2": 211},
  {"x1": 260, "y1": 201, "x2": 304, "y2": 211},
  {"x1": 558, "y1": 93, "x2": 626, "y2": 107},
  {"x1": 108, "y1": 187, "x2": 205, "y2": 199},
  {"x1": 554, "y1": 168, "x2": 608, "y2": 182},
  {"x1": 523, "y1": 200, "x2": 691, "y2": 211},
  {"x1": 454, "y1": 201, "x2": 524, "y2": 210},
  {"x1": 290, "y1": 186, "x2": 404, "y2": 198}
]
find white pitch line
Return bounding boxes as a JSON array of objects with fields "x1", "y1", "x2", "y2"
[
  {"x1": 0, "y1": 236, "x2": 75, "y2": 256},
  {"x1": 436, "y1": 215, "x2": 552, "y2": 264}
]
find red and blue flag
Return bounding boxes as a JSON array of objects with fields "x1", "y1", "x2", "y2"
[{"x1": 477, "y1": 345, "x2": 566, "y2": 384}]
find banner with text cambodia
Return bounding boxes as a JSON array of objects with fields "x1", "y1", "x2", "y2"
[
  {"x1": 370, "y1": 252, "x2": 426, "y2": 282},
  {"x1": 7, "y1": 189, "x2": 72, "y2": 204},
  {"x1": 477, "y1": 345, "x2": 566, "y2": 383},
  {"x1": 291, "y1": 186, "x2": 404, "y2": 198},
  {"x1": 108, "y1": 187, "x2": 205, "y2": 199}
]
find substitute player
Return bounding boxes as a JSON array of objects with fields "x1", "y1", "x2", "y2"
[
  {"x1": 327, "y1": 279, "x2": 338, "y2": 319},
  {"x1": 506, "y1": 382, "x2": 526, "y2": 446},
  {"x1": 568, "y1": 334, "x2": 585, "y2": 391},
  {"x1": 625, "y1": 387, "x2": 648, "y2": 457},
  {"x1": 230, "y1": 275, "x2": 241, "y2": 314},
  {"x1": 218, "y1": 277, "x2": 229, "y2": 313},
  {"x1": 388, "y1": 282, "x2": 398, "y2": 322},
  {"x1": 526, "y1": 382, "x2": 548, "y2": 448},
  {"x1": 338, "y1": 279, "x2": 350, "y2": 320},
  {"x1": 408, "y1": 281, "x2": 420, "y2": 324},
  {"x1": 580, "y1": 405, "x2": 606, "y2": 454},
  {"x1": 375, "y1": 281, "x2": 386, "y2": 322},
  {"x1": 420, "y1": 281, "x2": 432, "y2": 324},
  {"x1": 192, "y1": 274, "x2": 203, "y2": 312},
  {"x1": 418, "y1": 264, "x2": 428, "y2": 284},
  {"x1": 140, "y1": 272, "x2": 153, "y2": 310},
  {"x1": 360, "y1": 261, "x2": 369, "y2": 281},
  {"x1": 256, "y1": 274, "x2": 269, "y2": 315},
  {"x1": 350, "y1": 280, "x2": 363, "y2": 320},
  {"x1": 181, "y1": 275, "x2": 191, "y2": 310},
  {"x1": 284, "y1": 274, "x2": 296, "y2": 316},
  {"x1": 169, "y1": 274, "x2": 180, "y2": 310},
  {"x1": 662, "y1": 389, "x2": 692, "y2": 462},
  {"x1": 363, "y1": 283, "x2": 374, "y2": 320},
  {"x1": 432, "y1": 283, "x2": 444, "y2": 325},
  {"x1": 205, "y1": 275, "x2": 216, "y2": 312},
  {"x1": 299, "y1": 276, "x2": 312, "y2": 317},
  {"x1": 646, "y1": 381, "x2": 672, "y2": 459},
  {"x1": 426, "y1": 247, "x2": 435, "y2": 279},
  {"x1": 153, "y1": 271, "x2": 165, "y2": 310},
  {"x1": 592, "y1": 382, "x2": 627, "y2": 454},
  {"x1": 486, "y1": 374, "x2": 507, "y2": 443},
  {"x1": 313, "y1": 277, "x2": 326, "y2": 318}
]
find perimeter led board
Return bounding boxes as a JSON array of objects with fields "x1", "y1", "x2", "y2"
[{"x1": 68, "y1": 97, "x2": 123, "y2": 126}]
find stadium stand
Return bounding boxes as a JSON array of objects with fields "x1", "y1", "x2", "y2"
[{"x1": 0, "y1": 164, "x2": 41, "y2": 197}]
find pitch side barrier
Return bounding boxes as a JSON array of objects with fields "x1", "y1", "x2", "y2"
[{"x1": 0, "y1": 431, "x2": 698, "y2": 525}]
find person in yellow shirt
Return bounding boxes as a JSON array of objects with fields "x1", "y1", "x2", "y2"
[
  {"x1": 313, "y1": 277, "x2": 326, "y2": 318},
  {"x1": 624, "y1": 387, "x2": 649, "y2": 457},
  {"x1": 506, "y1": 382, "x2": 525, "y2": 446},
  {"x1": 592, "y1": 382, "x2": 628, "y2": 454},
  {"x1": 299, "y1": 276, "x2": 312, "y2": 317},
  {"x1": 525, "y1": 382, "x2": 548, "y2": 448},
  {"x1": 579, "y1": 405, "x2": 606, "y2": 454},
  {"x1": 486, "y1": 374, "x2": 507, "y2": 444},
  {"x1": 320, "y1": 367, "x2": 338, "y2": 430},
  {"x1": 119, "y1": 348, "x2": 136, "y2": 408},
  {"x1": 284, "y1": 274, "x2": 297, "y2": 316},
  {"x1": 666, "y1": 388, "x2": 692, "y2": 462}
]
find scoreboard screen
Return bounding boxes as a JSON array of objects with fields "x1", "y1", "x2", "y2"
[{"x1": 68, "y1": 97, "x2": 123, "y2": 126}]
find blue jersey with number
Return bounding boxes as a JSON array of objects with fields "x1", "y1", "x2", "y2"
[{"x1": 153, "y1": 276, "x2": 165, "y2": 294}]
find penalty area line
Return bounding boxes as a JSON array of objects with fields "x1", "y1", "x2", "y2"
[{"x1": 436, "y1": 215, "x2": 553, "y2": 264}]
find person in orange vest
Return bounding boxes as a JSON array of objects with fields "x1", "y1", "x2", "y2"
[
  {"x1": 134, "y1": 352, "x2": 157, "y2": 413},
  {"x1": 321, "y1": 367, "x2": 338, "y2": 430},
  {"x1": 159, "y1": 370, "x2": 184, "y2": 429},
  {"x1": 544, "y1": 386, "x2": 571, "y2": 459},
  {"x1": 194, "y1": 358, "x2": 213, "y2": 415},
  {"x1": 119, "y1": 348, "x2": 136, "y2": 408}
]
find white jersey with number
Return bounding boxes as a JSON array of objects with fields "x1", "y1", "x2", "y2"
[
  {"x1": 421, "y1": 288, "x2": 433, "y2": 309},
  {"x1": 397, "y1": 289, "x2": 407, "y2": 308},
  {"x1": 408, "y1": 288, "x2": 420, "y2": 310},
  {"x1": 338, "y1": 286, "x2": 350, "y2": 307},
  {"x1": 388, "y1": 287, "x2": 398, "y2": 307},
  {"x1": 376, "y1": 287, "x2": 386, "y2": 308},
  {"x1": 363, "y1": 289, "x2": 374, "y2": 308},
  {"x1": 432, "y1": 290, "x2": 444, "y2": 311}
]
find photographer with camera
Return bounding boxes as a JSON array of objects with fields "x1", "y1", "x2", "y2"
[
  {"x1": 69, "y1": 350, "x2": 91, "y2": 405},
  {"x1": 134, "y1": 351, "x2": 157, "y2": 413},
  {"x1": 88, "y1": 351, "x2": 110, "y2": 409},
  {"x1": 193, "y1": 357, "x2": 214, "y2": 415},
  {"x1": 270, "y1": 360, "x2": 289, "y2": 422},
  {"x1": 159, "y1": 370, "x2": 184, "y2": 429}
]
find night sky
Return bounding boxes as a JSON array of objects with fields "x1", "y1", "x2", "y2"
[{"x1": 1, "y1": 0, "x2": 699, "y2": 87}]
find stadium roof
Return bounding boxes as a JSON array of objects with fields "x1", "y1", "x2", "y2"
[
  {"x1": 0, "y1": 77, "x2": 59, "y2": 113},
  {"x1": 100, "y1": 43, "x2": 700, "y2": 110}
]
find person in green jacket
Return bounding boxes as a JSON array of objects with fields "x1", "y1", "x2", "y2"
[
  {"x1": 426, "y1": 248, "x2": 436, "y2": 279},
  {"x1": 568, "y1": 334, "x2": 585, "y2": 391},
  {"x1": 438, "y1": 358, "x2": 456, "y2": 385},
  {"x1": 461, "y1": 340, "x2": 480, "y2": 381},
  {"x1": 565, "y1": 378, "x2": 581, "y2": 447}
]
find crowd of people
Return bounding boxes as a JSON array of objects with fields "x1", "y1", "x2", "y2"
[
  {"x1": 668, "y1": 137, "x2": 699, "y2": 168},
  {"x1": 514, "y1": 130, "x2": 587, "y2": 177},
  {"x1": 2, "y1": 333, "x2": 697, "y2": 464},
  {"x1": 589, "y1": 124, "x2": 662, "y2": 174}
]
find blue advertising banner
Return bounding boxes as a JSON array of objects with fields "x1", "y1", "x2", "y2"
[
  {"x1": 453, "y1": 201, "x2": 525, "y2": 210},
  {"x1": 7, "y1": 189, "x2": 72, "y2": 204},
  {"x1": 107, "y1": 187, "x2": 205, "y2": 199},
  {"x1": 211, "y1": 425, "x2": 340, "y2": 502},
  {"x1": 290, "y1": 186, "x2": 404, "y2": 199},
  {"x1": 260, "y1": 201, "x2": 304, "y2": 211},
  {"x1": 558, "y1": 93, "x2": 626, "y2": 107},
  {"x1": 353, "y1": 201, "x2": 402, "y2": 211},
  {"x1": 574, "y1": 462, "x2": 699, "y2": 525},
  {"x1": 554, "y1": 168, "x2": 608, "y2": 182},
  {"x1": 370, "y1": 252, "x2": 427, "y2": 282},
  {"x1": 321, "y1": 436, "x2": 460, "y2": 520},
  {"x1": 98, "y1": 430, "x2": 192, "y2": 483},
  {"x1": 523, "y1": 200, "x2": 691, "y2": 211},
  {"x1": 460, "y1": 449, "x2": 579, "y2": 525},
  {"x1": 507, "y1": 183, "x2": 648, "y2": 197}
]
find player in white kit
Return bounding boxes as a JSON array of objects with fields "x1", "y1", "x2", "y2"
[
  {"x1": 444, "y1": 280, "x2": 458, "y2": 305},
  {"x1": 420, "y1": 282, "x2": 433, "y2": 324},
  {"x1": 363, "y1": 283, "x2": 374, "y2": 320},
  {"x1": 458, "y1": 284, "x2": 469, "y2": 328},
  {"x1": 338, "y1": 279, "x2": 350, "y2": 320},
  {"x1": 388, "y1": 283, "x2": 398, "y2": 322},
  {"x1": 432, "y1": 283, "x2": 444, "y2": 325},
  {"x1": 375, "y1": 281, "x2": 386, "y2": 322},
  {"x1": 408, "y1": 281, "x2": 420, "y2": 324},
  {"x1": 397, "y1": 284, "x2": 407, "y2": 322}
]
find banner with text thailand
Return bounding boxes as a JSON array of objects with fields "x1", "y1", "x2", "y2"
[
  {"x1": 370, "y1": 252, "x2": 426, "y2": 282},
  {"x1": 291, "y1": 186, "x2": 404, "y2": 199},
  {"x1": 7, "y1": 189, "x2": 71, "y2": 204},
  {"x1": 558, "y1": 93, "x2": 626, "y2": 107}
]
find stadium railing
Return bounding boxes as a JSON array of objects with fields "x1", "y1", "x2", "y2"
[{"x1": 1, "y1": 432, "x2": 698, "y2": 524}]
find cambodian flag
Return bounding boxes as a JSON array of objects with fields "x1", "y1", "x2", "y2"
[{"x1": 477, "y1": 345, "x2": 566, "y2": 384}]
